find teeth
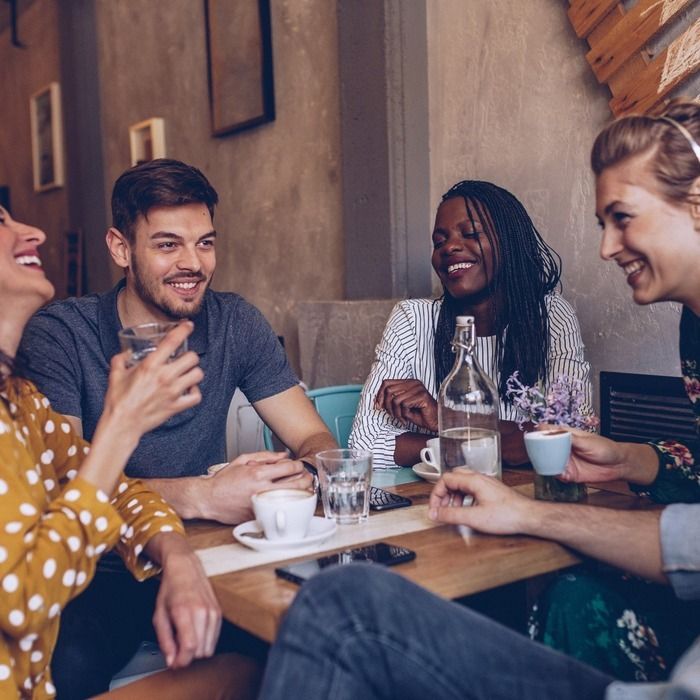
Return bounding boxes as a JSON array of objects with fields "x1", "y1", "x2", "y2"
[
  {"x1": 623, "y1": 260, "x2": 644, "y2": 276},
  {"x1": 15, "y1": 256, "x2": 42, "y2": 267},
  {"x1": 170, "y1": 281, "x2": 197, "y2": 290},
  {"x1": 447, "y1": 262, "x2": 473, "y2": 273}
]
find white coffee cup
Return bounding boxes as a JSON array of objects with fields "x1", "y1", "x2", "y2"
[
  {"x1": 419, "y1": 437, "x2": 441, "y2": 473},
  {"x1": 524, "y1": 429, "x2": 572, "y2": 476},
  {"x1": 251, "y1": 489, "x2": 317, "y2": 541}
]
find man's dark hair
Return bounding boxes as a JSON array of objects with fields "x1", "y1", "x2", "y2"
[
  {"x1": 433, "y1": 180, "x2": 562, "y2": 400},
  {"x1": 111, "y1": 159, "x2": 219, "y2": 242}
]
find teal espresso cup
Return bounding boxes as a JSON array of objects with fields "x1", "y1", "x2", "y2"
[{"x1": 523, "y1": 429, "x2": 572, "y2": 476}]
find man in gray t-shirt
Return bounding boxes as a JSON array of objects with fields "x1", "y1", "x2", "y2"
[
  {"x1": 20, "y1": 158, "x2": 334, "y2": 526},
  {"x1": 19, "y1": 158, "x2": 336, "y2": 698}
]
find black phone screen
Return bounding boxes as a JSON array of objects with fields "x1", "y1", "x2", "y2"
[{"x1": 275, "y1": 542, "x2": 416, "y2": 585}]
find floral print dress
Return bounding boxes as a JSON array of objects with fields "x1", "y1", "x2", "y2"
[{"x1": 529, "y1": 306, "x2": 700, "y2": 682}]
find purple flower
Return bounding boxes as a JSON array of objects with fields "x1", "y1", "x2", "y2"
[{"x1": 505, "y1": 372, "x2": 598, "y2": 430}]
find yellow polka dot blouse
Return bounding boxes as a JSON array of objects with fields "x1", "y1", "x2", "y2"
[{"x1": 0, "y1": 379, "x2": 185, "y2": 699}]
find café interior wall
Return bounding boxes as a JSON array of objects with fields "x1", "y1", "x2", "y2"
[
  {"x1": 91, "y1": 0, "x2": 344, "y2": 372},
  {"x1": 0, "y1": 0, "x2": 68, "y2": 293},
  {"x1": 426, "y1": 0, "x2": 682, "y2": 409}
]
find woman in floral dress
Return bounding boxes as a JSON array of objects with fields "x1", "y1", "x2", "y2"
[{"x1": 530, "y1": 99, "x2": 700, "y2": 682}]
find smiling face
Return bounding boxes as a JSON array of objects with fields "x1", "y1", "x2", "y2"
[
  {"x1": 431, "y1": 196, "x2": 497, "y2": 303},
  {"x1": 595, "y1": 152, "x2": 700, "y2": 312},
  {"x1": 109, "y1": 203, "x2": 216, "y2": 322},
  {"x1": 0, "y1": 207, "x2": 54, "y2": 317}
]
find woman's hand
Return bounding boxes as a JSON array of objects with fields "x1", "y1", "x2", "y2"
[
  {"x1": 79, "y1": 323, "x2": 203, "y2": 494},
  {"x1": 104, "y1": 322, "x2": 203, "y2": 440},
  {"x1": 558, "y1": 428, "x2": 659, "y2": 485},
  {"x1": 375, "y1": 379, "x2": 438, "y2": 432}
]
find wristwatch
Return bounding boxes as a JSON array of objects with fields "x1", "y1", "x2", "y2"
[{"x1": 300, "y1": 460, "x2": 319, "y2": 492}]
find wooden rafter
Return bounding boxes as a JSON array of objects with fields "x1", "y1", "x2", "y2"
[{"x1": 568, "y1": 0, "x2": 700, "y2": 116}]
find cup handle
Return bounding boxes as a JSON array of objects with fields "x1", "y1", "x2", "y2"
[
  {"x1": 420, "y1": 447, "x2": 433, "y2": 466},
  {"x1": 275, "y1": 510, "x2": 286, "y2": 535}
]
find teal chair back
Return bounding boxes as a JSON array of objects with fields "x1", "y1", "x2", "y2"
[{"x1": 263, "y1": 384, "x2": 363, "y2": 450}]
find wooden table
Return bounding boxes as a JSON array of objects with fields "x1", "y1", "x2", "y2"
[{"x1": 186, "y1": 470, "x2": 651, "y2": 643}]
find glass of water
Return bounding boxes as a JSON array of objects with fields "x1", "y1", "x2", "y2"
[
  {"x1": 118, "y1": 322, "x2": 188, "y2": 368},
  {"x1": 316, "y1": 449, "x2": 372, "y2": 525}
]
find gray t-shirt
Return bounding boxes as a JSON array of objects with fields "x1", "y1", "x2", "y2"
[{"x1": 18, "y1": 280, "x2": 299, "y2": 478}]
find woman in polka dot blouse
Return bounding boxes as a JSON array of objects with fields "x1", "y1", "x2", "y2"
[{"x1": 0, "y1": 210, "x2": 255, "y2": 699}]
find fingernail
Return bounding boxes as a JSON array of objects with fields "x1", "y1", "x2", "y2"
[
  {"x1": 428, "y1": 508, "x2": 437, "y2": 520},
  {"x1": 166, "y1": 654, "x2": 174, "y2": 667}
]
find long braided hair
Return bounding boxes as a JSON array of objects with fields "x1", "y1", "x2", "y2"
[{"x1": 433, "y1": 180, "x2": 562, "y2": 400}]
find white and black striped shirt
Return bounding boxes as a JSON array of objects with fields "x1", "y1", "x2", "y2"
[{"x1": 349, "y1": 294, "x2": 592, "y2": 468}]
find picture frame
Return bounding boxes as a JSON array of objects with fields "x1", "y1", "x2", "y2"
[
  {"x1": 205, "y1": 0, "x2": 275, "y2": 137},
  {"x1": 30, "y1": 82, "x2": 65, "y2": 192},
  {"x1": 128, "y1": 118, "x2": 166, "y2": 166}
]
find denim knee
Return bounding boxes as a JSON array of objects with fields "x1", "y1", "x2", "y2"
[{"x1": 290, "y1": 563, "x2": 408, "y2": 634}]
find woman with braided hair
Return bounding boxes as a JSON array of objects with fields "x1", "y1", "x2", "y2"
[{"x1": 350, "y1": 180, "x2": 591, "y2": 468}]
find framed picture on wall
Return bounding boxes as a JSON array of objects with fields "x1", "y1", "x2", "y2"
[
  {"x1": 30, "y1": 82, "x2": 65, "y2": 192},
  {"x1": 205, "y1": 0, "x2": 275, "y2": 137},
  {"x1": 129, "y1": 118, "x2": 166, "y2": 166}
]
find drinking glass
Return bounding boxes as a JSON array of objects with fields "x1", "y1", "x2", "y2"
[
  {"x1": 118, "y1": 322, "x2": 187, "y2": 368},
  {"x1": 316, "y1": 449, "x2": 372, "y2": 525}
]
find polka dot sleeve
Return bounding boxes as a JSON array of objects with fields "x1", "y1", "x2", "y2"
[
  {"x1": 110, "y1": 476, "x2": 185, "y2": 581},
  {"x1": 0, "y1": 472, "x2": 122, "y2": 639},
  {"x1": 25, "y1": 383, "x2": 186, "y2": 582}
]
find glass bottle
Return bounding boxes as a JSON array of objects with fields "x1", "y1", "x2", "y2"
[{"x1": 437, "y1": 316, "x2": 501, "y2": 478}]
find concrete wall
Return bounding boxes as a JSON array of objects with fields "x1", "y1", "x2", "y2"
[
  {"x1": 0, "y1": 0, "x2": 68, "y2": 293},
  {"x1": 3, "y1": 1, "x2": 686, "y2": 392},
  {"x1": 297, "y1": 299, "x2": 399, "y2": 387},
  {"x1": 92, "y1": 0, "x2": 343, "y2": 371},
  {"x1": 426, "y1": 0, "x2": 682, "y2": 404}
]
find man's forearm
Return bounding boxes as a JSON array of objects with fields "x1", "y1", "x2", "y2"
[
  {"x1": 524, "y1": 501, "x2": 666, "y2": 583},
  {"x1": 142, "y1": 476, "x2": 210, "y2": 520},
  {"x1": 294, "y1": 431, "x2": 338, "y2": 465},
  {"x1": 142, "y1": 474, "x2": 253, "y2": 524}
]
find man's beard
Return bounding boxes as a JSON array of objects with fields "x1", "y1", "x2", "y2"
[{"x1": 131, "y1": 254, "x2": 210, "y2": 320}]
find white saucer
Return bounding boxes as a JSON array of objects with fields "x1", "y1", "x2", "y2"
[
  {"x1": 412, "y1": 462, "x2": 440, "y2": 483},
  {"x1": 233, "y1": 516, "x2": 337, "y2": 552}
]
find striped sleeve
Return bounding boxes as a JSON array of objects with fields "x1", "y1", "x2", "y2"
[
  {"x1": 544, "y1": 294, "x2": 593, "y2": 417},
  {"x1": 349, "y1": 300, "x2": 438, "y2": 468}
]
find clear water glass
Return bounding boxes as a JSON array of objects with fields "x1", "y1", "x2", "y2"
[
  {"x1": 118, "y1": 322, "x2": 187, "y2": 368},
  {"x1": 316, "y1": 448, "x2": 372, "y2": 525}
]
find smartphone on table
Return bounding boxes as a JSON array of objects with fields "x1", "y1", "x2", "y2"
[
  {"x1": 275, "y1": 542, "x2": 416, "y2": 585},
  {"x1": 369, "y1": 486, "x2": 412, "y2": 511}
]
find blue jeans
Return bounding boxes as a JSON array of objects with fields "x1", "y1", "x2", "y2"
[{"x1": 259, "y1": 564, "x2": 613, "y2": 700}]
